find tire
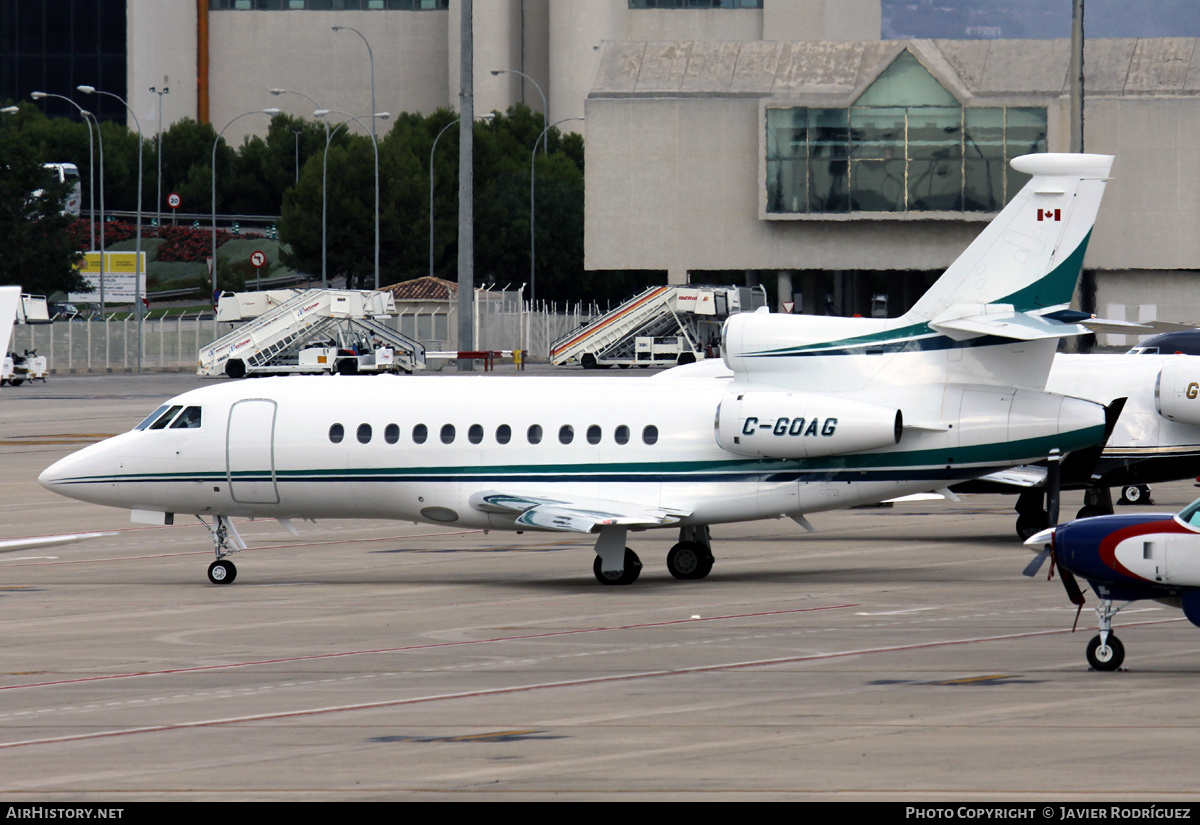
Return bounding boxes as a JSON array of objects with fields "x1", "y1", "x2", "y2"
[
  {"x1": 676, "y1": 352, "x2": 696, "y2": 366},
  {"x1": 593, "y1": 548, "x2": 642, "y2": 585},
  {"x1": 1086, "y1": 634, "x2": 1124, "y2": 671},
  {"x1": 666, "y1": 541, "x2": 714, "y2": 580},
  {"x1": 581, "y1": 353, "x2": 597, "y2": 370},
  {"x1": 1119, "y1": 485, "x2": 1151, "y2": 506},
  {"x1": 337, "y1": 358, "x2": 359, "y2": 376},
  {"x1": 9, "y1": 378, "x2": 22, "y2": 386},
  {"x1": 207, "y1": 559, "x2": 237, "y2": 585},
  {"x1": 225, "y1": 359, "x2": 246, "y2": 379},
  {"x1": 1076, "y1": 506, "x2": 1105, "y2": 520}
]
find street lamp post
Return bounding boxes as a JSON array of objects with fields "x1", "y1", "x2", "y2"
[
  {"x1": 530, "y1": 117, "x2": 583, "y2": 309},
  {"x1": 211, "y1": 109, "x2": 280, "y2": 301},
  {"x1": 31, "y1": 92, "x2": 96, "y2": 250},
  {"x1": 31, "y1": 93, "x2": 105, "y2": 310},
  {"x1": 314, "y1": 109, "x2": 388, "y2": 290},
  {"x1": 332, "y1": 26, "x2": 380, "y2": 289},
  {"x1": 78, "y1": 85, "x2": 144, "y2": 370},
  {"x1": 149, "y1": 82, "x2": 169, "y2": 231},
  {"x1": 320, "y1": 122, "x2": 346, "y2": 289},
  {"x1": 429, "y1": 113, "x2": 493, "y2": 280},
  {"x1": 491, "y1": 68, "x2": 547, "y2": 153}
]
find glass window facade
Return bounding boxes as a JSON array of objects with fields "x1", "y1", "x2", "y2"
[
  {"x1": 0, "y1": 0, "x2": 127, "y2": 123},
  {"x1": 766, "y1": 51, "x2": 1047, "y2": 216}
]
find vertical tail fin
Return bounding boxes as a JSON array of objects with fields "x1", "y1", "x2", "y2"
[{"x1": 906, "y1": 153, "x2": 1114, "y2": 323}]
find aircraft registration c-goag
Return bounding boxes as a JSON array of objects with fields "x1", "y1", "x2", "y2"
[
  {"x1": 1025, "y1": 498, "x2": 1200, "y2": 671},
  {"x1": 40, "y1": 153, "x2": 1116, "y2": 587}
]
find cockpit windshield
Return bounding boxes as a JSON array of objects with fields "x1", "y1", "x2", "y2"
[
  {"x1": 133, "y1": 404, "x2": 202, "y2": 431},
  {"x1": 1177, "y1": 497, "x2": 1200, "y2": 528}
]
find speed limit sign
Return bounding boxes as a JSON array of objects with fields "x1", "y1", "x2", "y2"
[
  {"x1": 167, "y1": 192, "x2": 181, "y2": 209},
  {"x1": 250, "y1": 251, "x2": 266, "y2": 268}
]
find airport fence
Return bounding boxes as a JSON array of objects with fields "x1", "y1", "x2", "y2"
[{"x1": 9, "y1": 294, "x2": 602, "y2": 374}]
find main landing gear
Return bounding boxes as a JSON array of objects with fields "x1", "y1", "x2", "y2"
[
  {"x1": 1085, "y1": 599, "x2": 1129, "y2": 671},
  {"x1": 201, "y1": 515, "x2": 246, "y2": 585},
  {"x1": 590, "y1": 525, "x2": 715, "y2": 585},
  {"x1": 1015, "y1": 486, "x2": 1115, "y2": 540}
]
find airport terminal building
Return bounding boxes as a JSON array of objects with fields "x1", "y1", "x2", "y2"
[{"x1": 4, "y1": 1, "x2": 1199, "y2": 336}]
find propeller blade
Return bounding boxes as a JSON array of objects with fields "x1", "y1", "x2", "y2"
[
  {"x1": 1022, "y1": 548, "x2": 1050, "y2": 578},
  {"x1": 1057, "y1": 560, "x2": 1086, "y2": 606}
]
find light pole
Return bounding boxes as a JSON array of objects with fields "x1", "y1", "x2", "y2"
[
  {"x1": 314, "y1": 109, "x2": 388, "y2": 290},
  {"x1": 149, "y1": 82, "x2": 169, "y2": 231},
  {"x1": 530, "y1": 117, "x2": 582, "y2": 309},
  {"x1": 429, "y1": 113, "x2": 493, "y2": 280},
  {"x1": 212, "y1": 109, "x2": 280, "y2": 301},
  {"x1": 491, "y1": 68, "x2": 547, "y2": 153},
  {"x1": 78, "y1": 85, "x2": 144, "y2": 370},
  {"x1": 332, "y1": 25, "x2": 381, "y2": 289},
  {"x1": 320, "y1": 122, "x2": 346, "y2": 289},
  {"x1": 31, "y1": 92, "x2": 96, "y2": 250}
]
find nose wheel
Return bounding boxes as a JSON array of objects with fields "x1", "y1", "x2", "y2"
[
  {"x1": 207, "y1": 559, "x2": 237, "y2": 585},
  {"x1": 1086, "y1": 633, "x2": 1124, "y2": 671}
]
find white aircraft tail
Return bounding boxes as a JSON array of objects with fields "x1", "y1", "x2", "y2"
[
  {"x1": 722, "y1": 153, "x2": 1114, "y2": 392},
  {"x1": 905, "y1": 153, "x2": 1114, "y2": 324}
]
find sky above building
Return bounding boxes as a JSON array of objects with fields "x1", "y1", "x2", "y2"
[{"x1": 882, "y1": 0, "x2": 1200, "y2": 39}]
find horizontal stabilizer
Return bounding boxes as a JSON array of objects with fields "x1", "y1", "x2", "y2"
[
  {"x1": 930, "y1": 303, "x2": 1089, "y2": 342},
  {"x1": 470, "y1": 491, "x2": 689, "y2": 534},
  {"x1": 1082, "y1": 319, "x2": 1197, "y2": 336}
]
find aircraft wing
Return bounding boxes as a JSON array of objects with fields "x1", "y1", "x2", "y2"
[
  {"x1": 972, "y1": 465, "x2": 1048, "y2": 488},
  {"x1": 469, "y1": 491, "x2": 690, "y2": 533}
]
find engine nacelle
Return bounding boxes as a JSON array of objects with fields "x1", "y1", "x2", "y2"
[
  {"x1": 1156, "y1": 359, "x2": 1200, "y2": 426},
  {"x1": 715, "y1": 390, "x2": 902, "y2": 459}
]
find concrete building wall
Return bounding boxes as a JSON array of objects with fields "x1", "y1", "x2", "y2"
[
  {"x1": 207, "y1": 10, "x2": 449, "y2": 143},
  {"x1": 127, "y1": 0, "x2": 198, "y2": 134}
]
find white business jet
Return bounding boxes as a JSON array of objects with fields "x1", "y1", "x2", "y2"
[{"x1": 40, "y1": 154, "x2": 1116, "y2": 586}]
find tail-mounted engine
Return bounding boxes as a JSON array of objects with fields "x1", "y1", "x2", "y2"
[
  {"x1": 715, "y1": 391, "x2": 902, "y2": 459},
  {"x1": 1156, "y1": 358, "x2": 1200, "y2": 426}
]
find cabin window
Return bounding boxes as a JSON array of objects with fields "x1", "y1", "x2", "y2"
[
  {"x1": 559, "y1": 425, "x2": 574, "y2": 445},
  {"x1": 496, "y1": 424, "x2": 512, "y2": 444},
  {"x1": 147, "y1": 405, "x2": 182, "y2": 430},
  {"x1": 169, "y1": 406, "x2": 203, "y2": 429},
  {"x1": 412, "y1": 424, "x2": 428, "y2": 444},
  {"x1": 329, "y1": 423, "x2": 345, "y2": 443},
  {"x1": 441, "y1": 424, "x2": 456, "y2": 444},
  {"x1": 615, "y1": 425, "x2": 630, "y2": 445},
  {"x1": 587, "y1": 425, "x2": 602, "y2": 445},
  {"x1": 384, "y1": 424, "x2": 400, "y2": 444},
  {"x1": 527, "y1": 424, "x2": 543, "y2": 444},
  {"x1": 357, "y1": 423, "x2": 372, "y2": 444},
  {"x1": 468, "y1": 424, "x2": 484, "y2": 444},
  {"x1": 135, "y1": 404, "x2": 170, "y2": 430},
  {"x1": 643, "y1": 425, "x2": 659, "y2": 445}
]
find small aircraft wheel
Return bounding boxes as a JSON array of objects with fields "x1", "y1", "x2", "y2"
[
  {"x1": 593, "y1": 548, "x2": 642, "y2": 585},
  {"x1": 1086, "y1": 634, "x2": 1125, "y2": 671},
  {"x1": 1015, "y1": 511, "x2": 1047, "y2": 541},
  {"x1": 1076, "y1": 505, "x2": 1106, "y2": 520},
  {"x1": 667, "y1": 541, "x2": 714, "y2": 580},
  {"x1": 207, "y1": 559, "x2": 237, "y2": 585},
  {"x1": 1119, "y1": 485, "x2": 1151, "y2": 505},
  {"x1": 581, "y1": 353, "x2": 597, "y2": 370}
]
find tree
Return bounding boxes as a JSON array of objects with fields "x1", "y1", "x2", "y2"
[{"x1": 0, "y1": 123, "x2": 86, "y2": 295}]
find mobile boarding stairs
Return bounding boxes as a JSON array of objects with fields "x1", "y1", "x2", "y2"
[
  {"x1": 198, "y1": 289, "x2": 425, "y2": 378},
  {"x1": 550, "y1": 284, "x2": 767, "y2": 368}
]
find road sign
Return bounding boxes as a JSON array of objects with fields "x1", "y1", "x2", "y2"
[
  {"x1": 167, "y1": 193, "x2": 181, "y2": 209},
  {"x1": 250, "y1": 251, "x2": 267, "y2": 269}
]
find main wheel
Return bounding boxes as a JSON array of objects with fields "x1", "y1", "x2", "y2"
[
  {"x1": 666, "y1": 541, "x2": 714, "y2": 580},
  {"x1": 207, "y1": 559, "x2": 237, "y2": 585},
  {"x1": 1086, "y1": 634, "x2": 1125, "y2": 671},
  {"x1": 1076, "y1": 505, "x2": 1105, "y2": 520},
  {"x1": 593, "y1": 548, "x2": 641, "y2": 585},
  {"x1": 1119, "y1": 485, "x2": 1151, "y2": 505}
]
